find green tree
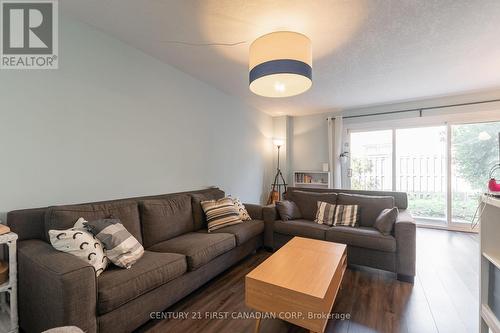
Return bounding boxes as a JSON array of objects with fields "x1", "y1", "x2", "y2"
[
  {"x1": 351, "y1": 158, "x2": 378, "y2": 190},
  {"x1": 453, "y1": 123, "x2": 500, "y2": 191}
]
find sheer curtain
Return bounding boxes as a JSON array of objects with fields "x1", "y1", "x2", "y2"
[{"x1": 327, "y1": 116, "x2": 343, "y2": 188}]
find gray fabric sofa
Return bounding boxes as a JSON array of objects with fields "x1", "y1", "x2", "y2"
[
  {"x1": 263, "y1": 187, "x2": 416, "y2": 283},
  {"x1": 7, "y1": 187, "x2": 264, "y2": 333}
]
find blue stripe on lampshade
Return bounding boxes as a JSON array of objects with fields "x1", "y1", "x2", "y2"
[{"x1": 249, "y1": 59, "x2": 312, "y2": 84}]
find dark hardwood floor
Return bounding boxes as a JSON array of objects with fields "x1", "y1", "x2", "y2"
[{"x1": 138, "y1": 228, "x2": 479, "y2": 333}]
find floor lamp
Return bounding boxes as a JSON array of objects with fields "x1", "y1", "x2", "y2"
[{"x1": 267, "y1": 139, "x2": 287, "y2": 204}]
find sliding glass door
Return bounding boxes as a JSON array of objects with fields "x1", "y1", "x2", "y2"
[
  {"x1": 350, "y1": 130, "x2": 392, "y2": 190},
  {"x1": 348, "y1": 121, "x2": 500, "y2": 230},
  {"x1": 395, "y1": 126, "x2": 447, "y2": 225}
]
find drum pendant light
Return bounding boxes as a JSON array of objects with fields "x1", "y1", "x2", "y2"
[{"x1": 249, "y1": 31, "x2": 312, "y2": 98}]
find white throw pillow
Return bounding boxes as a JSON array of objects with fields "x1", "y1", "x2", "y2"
[
  {"x1": 49, "y1": 218, "x2": 108, "y2": 276},
  {"x1": 232, "y1": 198, "x2": 252, "y2": 221}
]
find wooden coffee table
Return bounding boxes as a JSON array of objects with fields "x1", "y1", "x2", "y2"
[{"x1": 245, "y1": 237, "x2": 347, "y2": 333}]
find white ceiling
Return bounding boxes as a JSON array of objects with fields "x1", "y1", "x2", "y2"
[{"x1": 63, "y1": 0, "x2": 500, "y2": 116}]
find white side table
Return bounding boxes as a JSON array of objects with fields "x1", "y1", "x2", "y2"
[{"x1": 0, "y1": 233, "x2": 18, "y2": 333}]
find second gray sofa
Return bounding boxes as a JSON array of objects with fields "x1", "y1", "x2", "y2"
[{"x1": 263, "y1": 187, "x2": 416, "y2": 283}]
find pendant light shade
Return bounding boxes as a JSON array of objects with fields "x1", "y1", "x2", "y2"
[{"x1": 249, "y1": 31, "x2": 312, "y2": 98}]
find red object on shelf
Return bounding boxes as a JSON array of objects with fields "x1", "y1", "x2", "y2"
[
  {"x1": 487, "y1": 133, "x2": 500, "y2": 195},
  {"x1": 488, "y1": 178, "x2": 500, "y2": 193}
]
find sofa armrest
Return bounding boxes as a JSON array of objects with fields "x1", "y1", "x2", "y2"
[
  {"x1": 263, "y1": 204, "x2": 278, "y2": 222},
  {"x1": 262, "y1": 205, "x2": 278, "y2": 249},
  {"x1": 18, "y1": 240, "x2": 97, "y2": 333},
  {"x1": 243, "y1": 203, "x2": 263, "y2": 220},
  {"x1": 395, "y1": 209, "x2": 416, "y2": 282}
]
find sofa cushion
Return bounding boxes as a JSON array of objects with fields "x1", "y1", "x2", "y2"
[
  {"x1": 191, "y1": 189, "x2": 225, "y2": 230},
  {"x1": 140, "y1": 195, "x2": 194, "y2": 248},
  {"x1": 274, "y1": 219, "x2": 330, "y2": 240},
  {"x1": 97, "y1": 251, "x2": 187, "y2": 314},
  {"x1": 337, "y1": 193, "x2": 394, "y2": 227},
  {"x1": 45, "y1": 201, "x2": 142, "y2": 243},
  {"x1": 198, "y1": 219, "x2": 264, "y2": 245},
  {"x1": 148, "y1": 232, "x2": 236, "y2": 270},
  {"x1": 285, "y1": 191, "x2": 337, "y2": 220},
  {"x1": 325, "y1": 226, "x2": 396, "y2": 252}
]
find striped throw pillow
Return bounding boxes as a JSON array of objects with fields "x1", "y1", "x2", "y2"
[
  {"x1": 315, "y1": 201, "x2": 336, "y2": 226},
  {"x1": 201, "y1": 198, "x2": 242, "y2": 232},
  {"x1": 84, "y1": 218, "x2": 144, "y2": 269},
  {"x1": 333, "y1": 205, "x2": 360, "y2": 227}
]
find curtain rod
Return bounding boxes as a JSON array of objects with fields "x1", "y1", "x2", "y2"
[{"x1": 326, "y1": 98, "x2": 500, "y2": 120}]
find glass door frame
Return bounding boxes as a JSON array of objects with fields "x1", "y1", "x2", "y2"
[{"x1": 345, "y1": 115, "x2": 500, "y2": 232}]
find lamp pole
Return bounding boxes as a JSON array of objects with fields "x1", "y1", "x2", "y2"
[
  {"x1": 267, "y1": 139, "x2": 287, "y2": 204},
  {"x1": 277, "y1": 144, "x2": 281, "y2": 171}
]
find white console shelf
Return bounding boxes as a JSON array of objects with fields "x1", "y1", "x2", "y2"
[
  {"x1": 293, "y1": 171, "x2": 331, "y2": 189},
  {"x1": 480, "y1": 195, "x2": 500, "y2": 333}
]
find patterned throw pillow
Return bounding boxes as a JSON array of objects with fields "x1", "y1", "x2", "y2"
[
  {"x1": 201, "y1": 198, "x2": 243, "y2": 232},
  {"x1": 84, "y1": 218, "x2": 144, "y2": 269},
  {"x1": 232, "y1": 198, "x2": 252, "y2": 221},
  {"x1": 333, "y1": 205, "x2": 360, "y2": 227},
  {"x1": 315, "y1": 201, "x2": 336, "y2": 226},
  {"x1": 49, "y1": 218, "x2": 108, "y2": 276},
  {"x1": 74, "y1": 217, "x2": 89, "y2": 230}
]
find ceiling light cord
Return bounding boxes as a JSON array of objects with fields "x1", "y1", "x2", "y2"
[{"x1": 159, "y1": 40, "x2": 247, "y2": 47}]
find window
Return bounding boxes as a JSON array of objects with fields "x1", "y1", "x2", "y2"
[
  {"x1": 451, "y1": 122, "x2": 500, "y2": 223},
  {"x1": 348, "y1": 121, "x2": 500, "y2": 229}
]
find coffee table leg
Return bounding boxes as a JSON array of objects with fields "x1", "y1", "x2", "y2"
[{"x1": 254, "y1": 317, "x2": 261, "y2": 333}]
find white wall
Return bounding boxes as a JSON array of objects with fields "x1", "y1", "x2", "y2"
[
  {"x1": 283, "y1": 90, "x2": 500, "y2": 182},
  {"x1": 271, "y1": 116, "x2": 289, "y2": 181},
  {"x1": 290, "y1": 113, "x2": 329, "y2": 176},
  {"x1": 0, "y1": 16, "x2": 273, "y2": 220}
]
